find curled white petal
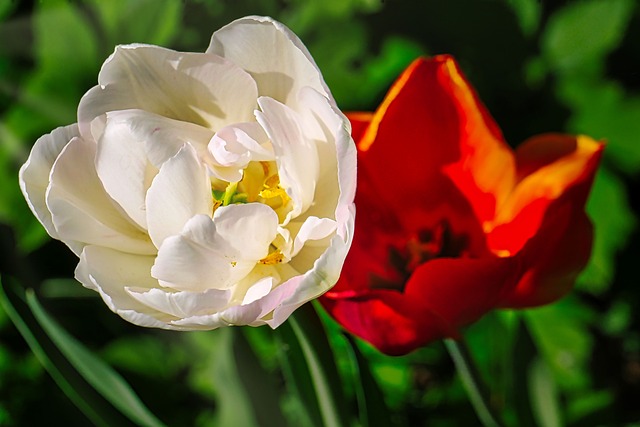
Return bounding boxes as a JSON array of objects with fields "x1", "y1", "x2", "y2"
[
  {"x1": 256, "y1": 96, "x2": 319, "y2": 220},
  {"x1": 19, "y1": 124, "x2": 79, "y2": 240},
  {"x1": 145, "y1": 143, "x2": 213, "y2": 248},
  {"x1": 75, "y1": 245, "x2": 175, "y2": 329},
  {"x1": 207, "y1": 16, "x2": 332, "y2": 106},
  {"x1": 47, "y1": 137, "x2": 154, "y2": 256},
  {"x1": 78, "y1": 46, "x2": 258, "y2": 136},
  {"x1": 126, "y1": 287, "x2": 231, "y2": 319},
  {"x1": 151, "y1": 204, "x2": 278, "y2": 292}
]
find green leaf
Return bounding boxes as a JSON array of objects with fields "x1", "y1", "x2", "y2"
[
  {"x1": 34, "y1": 2, "x2": 98, "y2": 75},
  {"x1": 276, "y1": 303, "x2": 351, "y2": 427},
  {"x1": 275, "y1": 322, "x2": 320, "y2": 427},
  {"x1": 0, "y1": 0, "x2": 16, "y2": 20},
  {"x1": 528, "y1": 358, "x2": 563, "y2": 427},
  {"x1": 512, "y1": 318, "x2": 538, "y2": 427},
  {"x1": 524, "y1": 298, "x2": 594, "y2": 391},
  {"x1": 0, "y1": 278, "x2": 161, "y2": 427},
  {"x1": 565, "y1": 389, "x2": 614, "y2": 423},
  {"x1": 445, "y1": 339, "x2": 505, "y2": 427},
  {"x1": 212, "y1": 328, "x2": 279, "y2": 427},
  {"x1": 88, "y1": 0, "x2": 183, "y2": 48},
  {"x1": 343, "y1": 334, "x2": 392, "y2": 427},
  {"x1": 26, "y1": 288, "x2": 167, "y2": 427},
  {"x1": 465, "y1": 312, "x2": 520, "y2": 424},
  {"x1": 235, "y1": 329, "x2": 289, "y2": 427},
  {"x1": 577, "y1": 167, "x2": 636, "y2": 293},
  {"x1": 505, "y1": 0, "x2": 542, "y2": 37},
  {"x1": 601, "y1": 301, "x2": 632, "y2": 336},
  {"x1": 199, "y1": 328, "x2": 258, "y2": 427},
  {"x1": 283, "y1": 0, "x2": 382, "y2": 35},
  {"x1": 561, "y1": 79, "x2": 640, "y2": 174},
  {"x1": 312, "y1": 30, "x2": 424, "y2": 110},
  {"x1": 101, "y1": 335, "x2": 189, "y2": 381},
  {"x1": 541, "y1": 0, "x2": 634, "y2": 74},
  {"x1": 186, "y1": 328, "x2": 287, "y2": 427}
]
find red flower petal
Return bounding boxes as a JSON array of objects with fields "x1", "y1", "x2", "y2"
[
  {"x1": 356, "y1": 55, "x2": 516, "y2": 225},
  {"x1": 321, "y1": 289, "x2": 447, "y2": 356},
  {"x1": 403, "y1": 256, "x2": 521, "y2": 334},
  {"x1": 486, "y1": 134, "x2": 603, "y2": 256},
  {"x1": 493, "y1": 135, "x2": 603, "y2": 306},
  {"x1": 323, "y1": 256, "x2": 520, "y2": 355},
  {"x1": 500, "y1": 199, "x2": 593, "y2": 308}
]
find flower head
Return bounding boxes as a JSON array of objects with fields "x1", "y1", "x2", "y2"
[
  {"x1": 20, "y1": 16, "x2": 356, "y2": 330},
  {"x1": 320, "y1": 56, "x2": 603, "y2": 355}
]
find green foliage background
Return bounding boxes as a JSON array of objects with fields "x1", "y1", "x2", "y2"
[{"x1": 0, "y1": 0, "x2": 639, "y2": 426}]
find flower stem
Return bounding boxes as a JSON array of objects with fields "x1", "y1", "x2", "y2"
[
  {"x1": 444, "y1": 338, "x2": 505, "y2": 427},
  {"x1": 278, "y1": 303, "x2": 350, "y2": 427}
]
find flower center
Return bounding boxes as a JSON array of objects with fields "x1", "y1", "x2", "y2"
[
  {"x1": 211, "y1": 161, "x2": 292, "y2": 221},
  {"x1": 370, "y1": 220, "x2": 471, "y2": 291},
  {"x1": 211, "y1": 161, "x2": 292, "y2": 266}
]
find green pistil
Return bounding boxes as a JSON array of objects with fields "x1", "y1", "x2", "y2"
[
  {"x1": 212, "y1": 182, "x2": 248, "y2": 207},
  {"x1": 222, "y1": 182, "x2": 238, "y2": 206}
]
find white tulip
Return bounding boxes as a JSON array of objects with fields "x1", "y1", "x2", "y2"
[{"x1": 19, "y1": 16, "x2": 356, "y2": 330}]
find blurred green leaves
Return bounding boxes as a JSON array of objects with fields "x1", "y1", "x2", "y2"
[
  {"x1": 0, "y1": 278, "x2": 165, "y2": 427},
  {"x1": 505, "y1": 0, "x2": 542, "y2": 37},
  {"x1": 89, "y1": 0, "x2": 183, "y2": 48},
  {"x1": 542, "y1": 0, "x2": 634, "y2": 75},
  {"x1": 578, "y1": 168, "x2": 636, "y2": 293},
  {"x1": 562, "y1": 79, "x2": 640, "y2": 173},
  {"x1": 526, "y1": 300, "x2": 594, "y2": 391},
  {"x1": 0, "y1": 0, "x2": 184, "y2": 252}
]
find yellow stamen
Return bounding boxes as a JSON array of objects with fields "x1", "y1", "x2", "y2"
[
  {"x1": 259, "y1": 174, "x2": 291, "y2": 207},
  {"x1": 259, "y1": 251, "x2": 284, "y2": 265}
]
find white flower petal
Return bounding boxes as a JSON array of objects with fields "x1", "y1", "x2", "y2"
[
  {"x1": 242, "y1": 276, "x2": 274, "y2": 305},
  {"x1": 208, "y1": 121, "x2": 273, "y2": 166},
  {"x1": 270, "y1": 222, "x2": 354, "y2": 328},
  {"x1": 211, "y1": 203, "x2": 280, "y2": 259},
  {"x1": 19, "y1": 124, "x2": 78, "y2": 240},
  {"x1": 95, "y1": 112, "x2": 156, "y2": 229},
  {"x1": 207, "y1": 16, "x2": 331, "y2": 106},
  {"x1": 152, "y1": 217, "x2": 223, "y2": 292},
  {"x1": 171, "y1": 303, "x2": 263, "y2": 328},
  {"x1": 292, "y1": 216, "x2": 337, "y2": 257},
  {"x1": 47, "y1": 137, "x2": 155, "y2": 255},
  {"x1": 151, "y1": 204, "x2": 278, "y2": 292},
  {"x1": 145, "y1": 143, "x2": 213, "y2": 248},
  {"x1": 205, "y1": 164, "x2": 244, "y2": 183},
  {"x1": 78, "y1": 45, "x2": 258, "y2": 136},
  {"x1": 256, "y1": 96, "x2": 319, "y2": 218},
  {"x1": 75, "y1": 245, "x2": 174, "y2": 329},
  {"x1": 97, "y1": 109, "x2": 213, "y2": 169},
  {"x1": 209, "y1": 134, "x2": 250, "y2": 167},
  {"x1": 245, "y1": 276, "x2": 300, "y2": 325},
  {"x1": 168, "y1": 314, "x2": 226, "y2": 329},
  {"x1": 294, "y1": 87, "x2": 354, "y2": 223},
  {"x1": 296, "y1": 87, "x2": 358, "y2": 239},
  {"x1": 126, "y1": 287, "x2": 231, "y2": 319}
]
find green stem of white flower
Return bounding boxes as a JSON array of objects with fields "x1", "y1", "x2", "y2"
[
  {"x1": 445, "y1": 338, "x2": 505, "y2": 427},
  {"x1": 288, "y1": 303, "x2": 350, "y2": 427}
]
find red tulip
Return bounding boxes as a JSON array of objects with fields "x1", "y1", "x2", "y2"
[{"x1": 320, "y1": 55, "x2": 603, "y2": 355}]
